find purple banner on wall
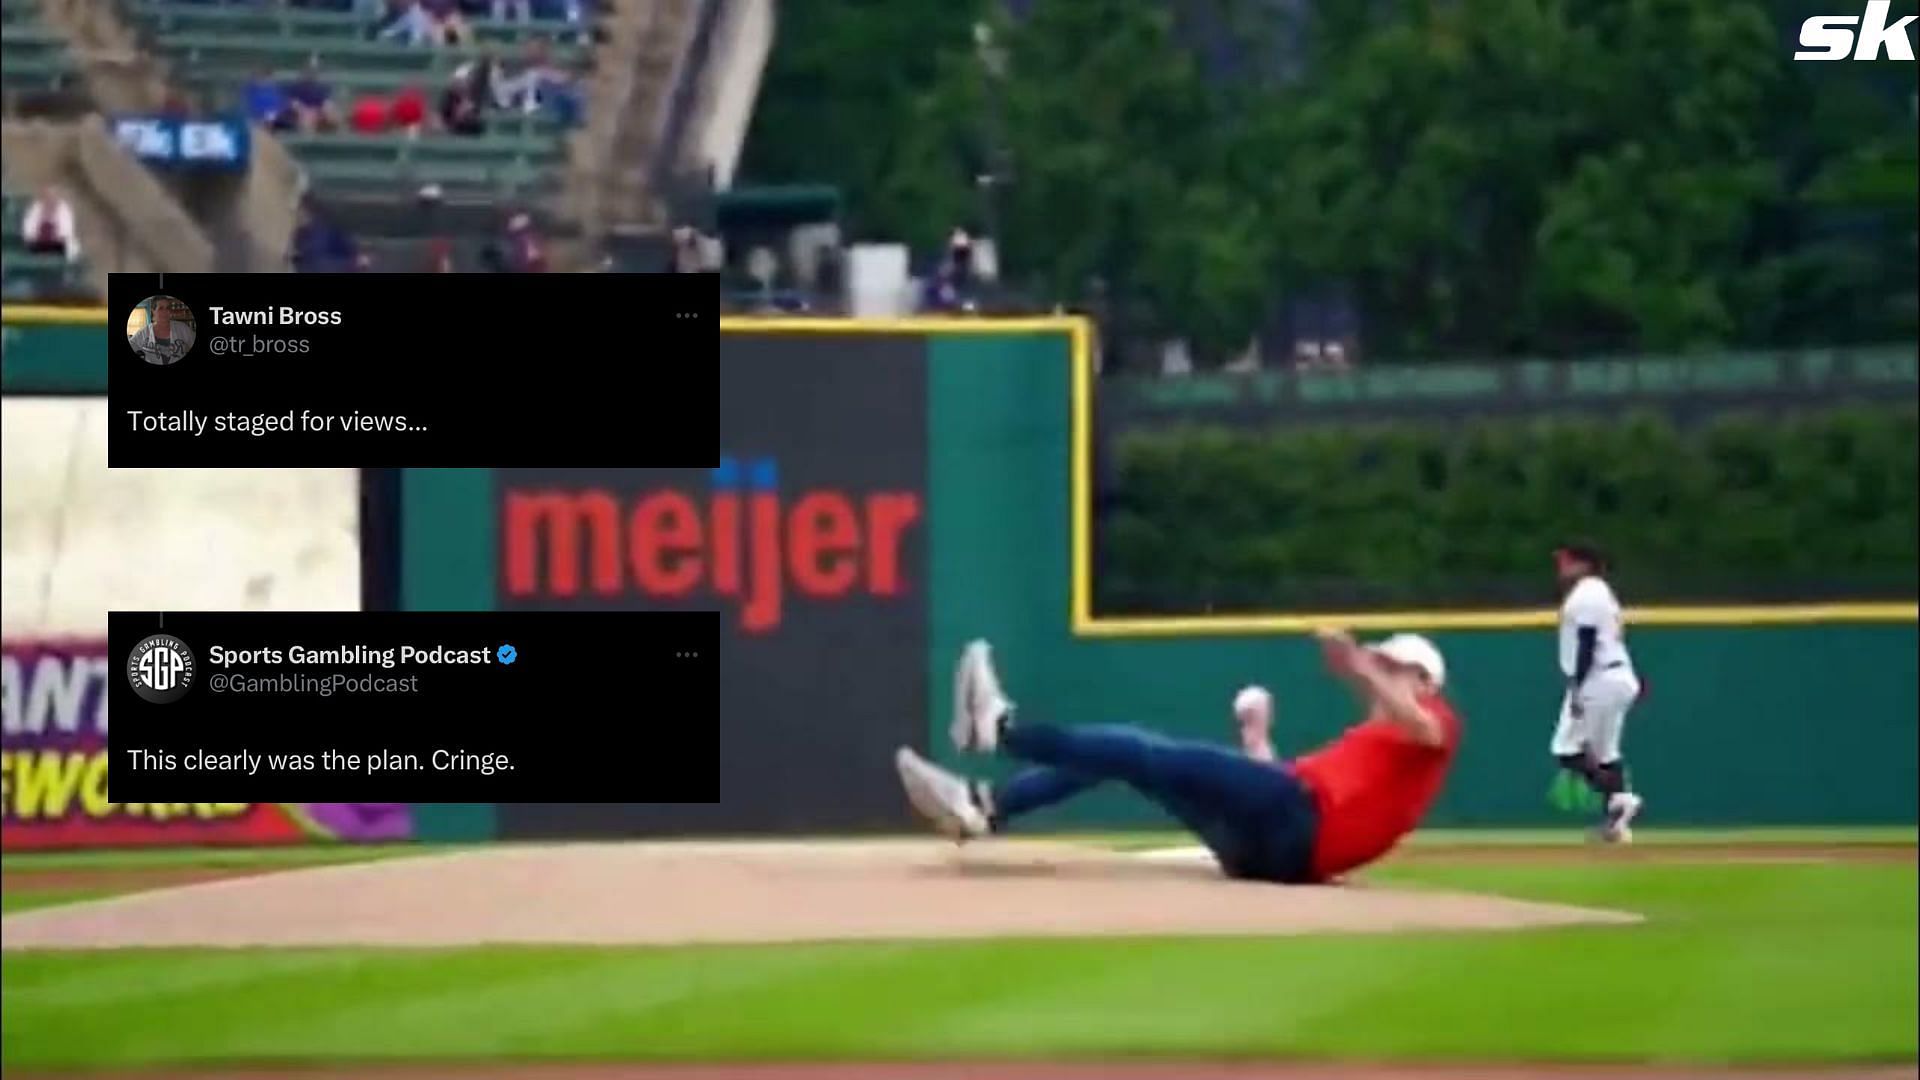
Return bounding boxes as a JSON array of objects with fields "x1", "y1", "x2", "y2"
[{"x1": 2, "y1": 639, "x2": 413, "y2": 850}]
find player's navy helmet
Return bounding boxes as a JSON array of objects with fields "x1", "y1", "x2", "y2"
[{"x1": 1554, "y1": 540, "x2": 1609, "y2": 572}]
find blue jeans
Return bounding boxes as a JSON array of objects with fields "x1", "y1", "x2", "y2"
[{"x1": 996, "y1": 721, "x2": 1320, "y2": 883}]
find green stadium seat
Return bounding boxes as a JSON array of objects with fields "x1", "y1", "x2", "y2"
[
  {"x1": 279, "y1": 131, "x2": 564, "y2": 165},
  {"x1": 125, "y1": 3, "x2": 580, "y2": 48},
  {"x1": 152, "y1": 33, "x2": 588, "y2": 79},
  {"x1": 164, "y1": 34, "x2": 462, "y2": 73},
  {"x1": 0, "y1": 0, "x2": 46, "y2": 26},
  {"x1": 182, "y1": 73, "x2": 573, "y2": 139},
  {"x1": 98, "y1": 0, "x2": 596, "y2": 262},
  {"x1": 1, "y1": 22, "x2": 64, "y2": 50},
  {"x1": 3, "y1": 60, "x2": 74, "y2": 93},
  {"x1": 1, "y1": 0, "x2": 83, "y2": 106},
  {"x1": 300, "y1": 156, "x2": 548, "y2": 200}
]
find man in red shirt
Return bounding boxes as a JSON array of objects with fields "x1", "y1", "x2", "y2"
[{"x1": 896, "y1": 631, "x2": 1461, "y2": 883}]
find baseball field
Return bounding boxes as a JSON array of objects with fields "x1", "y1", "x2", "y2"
[{"x1": 2, "y1": 828, "x2": 1914, "y2": 1079}]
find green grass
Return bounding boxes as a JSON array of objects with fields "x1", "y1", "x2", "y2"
[
  {"x1": 2, "y1": 860, "x2": 1912, "y2": 1068},
  {"x1": 1400, "y1": 826, "x2": 1920, "y2": 846},
  {"x1": 1090, "y1": 825, "x2": 1919, "y2": 852},
  {"x1": 0, "y1": 890, "x2": 118, "y2": 915},
  {"x1": 0, "y1": 842, "x2": 457, "y2": 874}
]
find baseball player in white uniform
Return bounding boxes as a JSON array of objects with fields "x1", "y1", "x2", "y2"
[{"x1": 1552, "y1": 541, "x2": 1644, "y2": 842}]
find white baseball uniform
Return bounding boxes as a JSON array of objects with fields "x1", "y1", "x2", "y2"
[
  {"x1": 1551, "y1": 575, "x2": 1639, "y2": 764},
  {"x1": 129, "y1": 320, "x2": 194, "y2": 365}
]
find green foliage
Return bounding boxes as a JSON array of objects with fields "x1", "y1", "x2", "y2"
[
  {"x1": 743, "y1": 0, "x2": 1918, "y2": 358},
  {"x1": 1099, "y1": 404, "x2": 1919, "y2": 612},
  {"x1": 737, "y1": 0, "x2": 986, "y2": 255}
]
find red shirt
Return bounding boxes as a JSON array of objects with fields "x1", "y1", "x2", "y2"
[
  {"x1": 391, "y1": 87, "x2": 427, "y2": 129},
  {"x1": 1291, "y1": 693, "x2": 1461, "y2": 880},
  {"x1": 351, "y1": 96, "x2": 390, "y2": 134}
]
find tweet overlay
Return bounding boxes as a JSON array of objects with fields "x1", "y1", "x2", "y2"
[
  {"x1": 108, "y1": 611, "x2": 718, "y2": 801},
  {"x1": 106, "y1": 272, "x2": 716, "y2": 467}
]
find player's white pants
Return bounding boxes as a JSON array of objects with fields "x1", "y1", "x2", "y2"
[{"x1": 1550, "y1": 666, "x2": 1640, "y2": 764}]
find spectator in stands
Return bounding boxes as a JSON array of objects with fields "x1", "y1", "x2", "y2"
[
  {"x1": 243, "y1": 69, "x2": 294, "y2": 130},
  {"x1": 20, "y1": 186, "x2": 81, "y2": 262},
  {"x1": 497, "y1": 39, "x2": 580, "y2": 126},
  {"x1": 350, "y1": 93, "x2": 391, "y2": 134},
  {"x1": 372, "y1": 0, "x2": 416, "y2": 40},
  {"x1": 546, "y1": 0, "x2": 594, "y2": 45},
  {"x1": 376, "y1": 0, "x2": 433, "y2": 45},
  {"x1": 424, "y1": 237, "x2": 456, "y2": 272},
  {"x1": 503, "y1": 211, "x2": 548, "y2": 272},
  {"x1": 456, "y1": 49, "x2": 504, "y2": 109},
  {"x1": 439, "y1": 68, "x2": 485, "y2": 135},
  {"x1": 546, "y1": 75, "x2": 583, "y2": 127},
  {"x1": 391, "y1": 83, "x2": 429, "y2": 135},
  {"x1": 493, "y1": 0, "x2": 531, "y2": 21},
  {"x1": 495, "y1": 42, "x2": 543, "y2": 112},
  {"x1": 286, "y1": 55, "x2": 342, "y2": 132},
  {"x1": 290, "y1": 204, "x2": 361, "y2": 273},
  {"x1": 371, "y1": 0, "x2": 404, "y2": 36},
  {"x1": 945, "y1": 227, "x2": 975, "y2": 288},
  {"x1": 1285, "y1": 287, "x2": 1361, "y2": 370},
  {"x1": 533, "y1": 43, "x2": 582, "y2": 127},
  {"x1": 666, "y1": 225, "x2": 706, "y2": 273},
  {"x1": 921, "y1": 265, "x2": 967, "y2": 313},
  {"x1": 421, "y1": 0, "x2": 472, "y2": 43},
  {"x1": 920, "y1": 228, "x2": 979, "y2": 313},
  {"x1": 814, "y1": 243, "x2": 846, "y2": 309},
  {"x1": 378, "y1": 0, "x2": 468, "y2": 46}
]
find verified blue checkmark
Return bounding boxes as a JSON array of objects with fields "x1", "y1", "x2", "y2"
[{"x1": 497, "y1": 644, "x2": 517, "y2": 664}]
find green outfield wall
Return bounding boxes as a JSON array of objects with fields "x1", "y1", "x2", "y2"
[
  {"x1": 926, "y1": 329, "x2": 1918, "y2": 827},
  {"x1": 0, "y1": 310, "x2": 105, "y2": 393},
  {"x1": 382, "y1": 322, "x2": 1914, "y2": 833}
]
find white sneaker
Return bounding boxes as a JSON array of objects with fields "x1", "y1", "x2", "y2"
[
  {"x1": 951, "y1": 639, "x2": 1012, "y2": 753},
  {"x1": 1603, "y1": 792, "x2": 1644, "y2": 843},
  {"x1": 895, "y1": 746, "x2": 989, "y2": 840}
]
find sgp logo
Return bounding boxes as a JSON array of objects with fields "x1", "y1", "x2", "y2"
[
  {"x1": 127, "y1": 633, "x2": 196, "y2": 703},
  {"x1": 1797, "y1": 1, "x2": 1917, "y2": 60}
]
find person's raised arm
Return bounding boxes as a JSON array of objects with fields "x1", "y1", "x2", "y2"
[
  {"x1": 1232, "y1": 685, "x2": 1276, "y2": 761},
  {"x1": 1314, "y1": 628, "x2": 1445, "y2": 747}
]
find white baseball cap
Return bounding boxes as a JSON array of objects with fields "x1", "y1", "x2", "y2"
[{"x1": 1369, "y1": 633, "x2": 1446, "y2": 688}]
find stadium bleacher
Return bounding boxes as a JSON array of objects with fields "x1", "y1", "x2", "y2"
[
  {"x1": 125, "y1": 1, "x2": 591, "y2": 213},
  {"x1": 3, "y1": 0, "x2": 629, "y2": 281},
  {"x1": 1, "y1": 0, "x2": 84, "y2": 111}
]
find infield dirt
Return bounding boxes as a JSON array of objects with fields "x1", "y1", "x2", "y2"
[{"x1": 1, "y1": 839, "x2": 1640, "y2": 950}]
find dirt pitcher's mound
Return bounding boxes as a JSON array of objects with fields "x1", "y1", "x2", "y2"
[{"x1": 0, "y1": 840, "x2": 1638, "y2": 950}]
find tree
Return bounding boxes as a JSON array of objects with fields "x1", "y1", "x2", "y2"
[
  {"x1": 737, "y1": 0, "x2": 984, "y2": 249},
  {"x1": 846, "y1": 0, "x2": 1279, "y2": 357},
  {"x1": 1256, "y1": 0, "x2": 1786, "y2": 355},
  {"x1": 744, "y1": 0, "x2": 1915, "y2": 356}
]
